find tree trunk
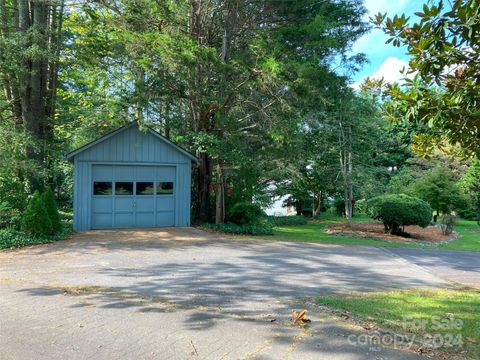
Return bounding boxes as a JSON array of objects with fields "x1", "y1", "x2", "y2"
[
  {"x1": 197, "y1": 152, "x2": 212, "y2": 221},
  {"x1": 164, "y1": 115, "x2": 171, "y2": 139},
  {"x1": 215, "y1": 163, "x2": 224, "y2": 224},
  {"x1": 295, "y1": 200, "x2": 302, "y2": 216},
  {"x1": 312, "y1": 191, "x2": 322, "y2": 217},
  {"x1": 133, "y1": 66, "x2": 145, "y2": 122},
  {"x1": 46, "y1": 0, "x2": 65, "y2": 121},
  {"x1": 338, "y1": 106, "x2": 353, "y2": 226},
  {"x1": 346, "y1": 124, "x2": 353, "y2": 225}
]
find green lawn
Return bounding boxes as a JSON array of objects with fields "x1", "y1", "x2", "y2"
[
  {"x1": 317, "y1": 288, "x2": 480, "y2": 358},
  {"x1": 436, "y1": 220, "x2": 480, "y2": 251},
  {"x1": 269, "y1": 214, "x2": 480, "y2": 251}
]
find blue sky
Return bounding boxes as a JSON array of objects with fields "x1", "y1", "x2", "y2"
[{"x1": 351, "y1": 0, "x2": 422, "y2": 86}]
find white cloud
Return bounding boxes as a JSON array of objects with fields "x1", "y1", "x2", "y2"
[
  {"x1": 350, "y1": 57, "x2": 410, "y2": 89},
  {"x1": 349, "y1": 0, "x2": 421, "y2": 88},
  {"x1": 371, "y1": 57, "x2": 409, "y2": 83}
]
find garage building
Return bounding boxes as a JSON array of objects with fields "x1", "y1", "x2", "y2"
[{"x1": 66, "y1": 122, "x2": 198, "y2": 230}]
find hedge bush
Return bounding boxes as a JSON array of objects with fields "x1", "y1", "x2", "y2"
[
  {"x1": 366, "y1": 194, "x2": 432, "y2": 235},
  {"x1": 227, "y1": 202, "x2": 265, "y2": 225},
  {"x1": 267, "y1": 216, "x2": 308, "y2": 226},
  {"x1": 42, "y1": 188, "x2": 62, "y2": 233},
  {"x1": 203, "y1": 221, "x2": 273, "y2": 235},
  {"x1": 21, "y1": 191, "x2": 53, "y2": 236}
]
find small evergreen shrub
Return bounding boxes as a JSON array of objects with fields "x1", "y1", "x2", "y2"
[
  {"x1": 21, "y1": 191, "x2": 53, "y2": 236},
  {"x1": 267, "y1": 216, "x2": 308, "y2": 226},
  {"x1": 227, "y1": 202, "x2": 265, "y2": 225},
  {"x1": 42, "y1": 188, "x2": 62, "y2": 233},
  {"x1": 366, "y1": 194, "x2": 432, "y2": 235}
]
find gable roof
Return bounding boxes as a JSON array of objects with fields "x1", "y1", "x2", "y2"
[{"x1": 65, "y1": 122, "x2": 199, "y2": 163}]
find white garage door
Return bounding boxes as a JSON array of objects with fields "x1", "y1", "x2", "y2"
[{"x1": 91, "y1": 165, "x2": 175, "y2": 229}]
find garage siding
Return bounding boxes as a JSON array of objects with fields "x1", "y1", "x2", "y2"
[
  {"x1": 75, "y1": 125, "x2": 188, "y2": 164},
  {"x1": 72, "y1": 124, "x2": 194, "y2": 230}
]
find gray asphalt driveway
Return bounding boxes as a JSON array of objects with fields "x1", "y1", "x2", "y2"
[
  {"x1": 0, "y1": 228, "x2": 474, "y2": 360},
  {"x1": 386, "y1": 248, "x2": 480, "y2": 287}
]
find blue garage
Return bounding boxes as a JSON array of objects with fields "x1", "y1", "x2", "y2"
[{"x1": 66, "y1": 123, "x2": 198, "y2": 231}]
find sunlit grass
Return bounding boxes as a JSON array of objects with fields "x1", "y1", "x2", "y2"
[
  {"x1": 318, "y1": 288, "x2": 480, "y2": 358},
  {"x1": 437, "y1": 220, "x2": 480, "y2": 251},
  {"x1": 268, "y1": 213, "x2": 480, "y2": 251}
]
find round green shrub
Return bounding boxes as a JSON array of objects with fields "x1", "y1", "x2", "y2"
[
  {"x1": 227, "y1": 202, "x2": 265, "y2": 225},
  {"x1": 42, "y1": 188, "x2": 62, "y2": 233},
  {"x1": 366, "y1": 194, "x2": 432, "y2": 235},
  {"x1": 21, "y1": 191, "x2": 53, "y2": 237}
]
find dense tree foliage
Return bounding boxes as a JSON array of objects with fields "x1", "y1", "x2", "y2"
[
  {"x1": 459, "y1": 158, "x2": 480, "y2": 222},
  {"x1": 1, "y1": 0, "x2": 374, "y2": 223},
  {"x1": 408, "y1": 167, "x2": 467, "y2": 217},
  {"x1": 0, "y1": 0, "x2": 478, "y2": 233},
  {"x1": 0, "y1": 0, "x2": 65, "y2": 190}
]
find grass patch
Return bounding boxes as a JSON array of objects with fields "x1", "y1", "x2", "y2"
[
  {"x1": 267, "y1": 215, "x2": 308, "y2": 226},
  {"x1": 317, "y1": 288, "x2": 480, "y2": 358},
  {"x1": 268, "y1": 213, "x2": 480, "y2": 251},
  {"x1": 201, "y1": 221, "x2": 273, "y2": 235},
  {"x1": 436, "y1": 220, "x2": 480, "y2": 251},
  {"x1": 270, "y1": 213, "x2": 414, "y2": 248}
]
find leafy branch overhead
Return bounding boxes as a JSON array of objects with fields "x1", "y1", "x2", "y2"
[{"x1": 367, "y1": 0, "x2": 480, "y2": 157}]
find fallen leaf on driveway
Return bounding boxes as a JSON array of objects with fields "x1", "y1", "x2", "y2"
[{"x1": 291, "y1": 309, "x2": 311, "y2": 325}]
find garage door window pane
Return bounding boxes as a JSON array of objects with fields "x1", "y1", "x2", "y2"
[
  {"x1": 115, "y1": 182, "x2": 133, "y2": 195},
  {"x1": 136, "y1": 182, "x2": 154, "y2": 195},
  {"x1": 93, "y1": 182, "x2": 112, "y2": 195},
  {"x1": 157, "y1": 182, "x2": 174, "y2": 195}
]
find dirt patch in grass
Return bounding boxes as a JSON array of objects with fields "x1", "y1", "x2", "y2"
[{"x1": 326, "y1": 221, "x2": 457, "y2": 244}]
